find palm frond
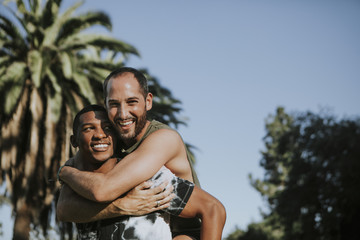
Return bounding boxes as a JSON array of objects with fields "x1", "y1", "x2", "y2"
[
  {"x1": 72, "y1": 71, "x2": 96, "y2": 104},
  {"x1": 58, "y1": 11, "x2": 112, "y2": 42},
  {"x1": 0, "y1": 14, "x2": 28, "y2": 54},
  {"x1": 3, "y1": 2, "x2": 37, "y2": 38},
  {"x1": 1, "y1": 81, "x2": 23, "y2": 115},
  {"x1": 0, "y1": 61, "x2": 27, "y2": 87},
  {"x1": 42, "y1": 0, "x2": 83, "y2": 46},
  {"x1": 15, "y1": 0, "x2": 27, "y2": 15},
  {"x1": 41, "y1": 0, "x2": 61, "y2": 29},
  {"x1": 45, "y1": 68, "x2": 63, "y2": 122},
  {"x1": 59, "y1": 51, "x2": 72, "y2": 79},
  {"x1": 27, "y1": 49, "x2": 43, "y2": 87},
  {"x1": 0, "y1": 14, "x2": 20, "y2": 39},
  {"x1": 62, "y1": 34, "x2": 139, "y2": 57}
]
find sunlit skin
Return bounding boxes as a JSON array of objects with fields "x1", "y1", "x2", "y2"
[
  {"x1": 59, "y1": 71, "x2": 226, "y2": 239},
  {"x1": 71, "y1": 111, "x2": 116, "y2": 169},
  {"x1": 57, "y1": 108, "x2": 174, "y2": 224},
  {"x1": 103, "y1": 73, "x2": 194, "y2": 182},
  {"x1": 59, "y1": 108, "x2": 226, "y2": 239},
  {"x1": 105, "y1": 72, "x2": 153, "y2": 147}
]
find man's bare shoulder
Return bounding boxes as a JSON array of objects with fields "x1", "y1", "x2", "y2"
[
  {"x1": 64, "y1": 157, "x2": 76, "y2": 168},
  {"x1": 125, "y1": 128, "x2": 183, "y2": 161},
  {"x1": 146, "y1": 128, "x2": 183, "y2": 145},
  {"x1": 146, "y1": 128, "x2": 191, "y2": 180}
]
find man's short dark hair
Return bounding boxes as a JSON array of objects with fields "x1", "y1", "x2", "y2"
[
  {"x1": 103, "y1": 67, "x2": 148, "y2": 99},
  {"x1": 72, "y1": 104, "x2": 107, "y2": 136}
]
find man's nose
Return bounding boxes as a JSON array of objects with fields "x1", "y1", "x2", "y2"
[
  {"x1": 93, "y1": 128, "x2": 106, "y2": 139},
  {"x1": 118, "y1": 105, "x2": 129, "y2": 120}
]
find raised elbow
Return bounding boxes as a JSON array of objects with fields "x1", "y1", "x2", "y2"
[
  {"x1": 91, "y1": 188, "x2": 106, "y2": 202},
  {"x1": 204, "y1": 198, "x2": 227, "y2": 225},
  {"x1": 217, "y1": 201, "x2": 227, "y2": 224},
  {"x1": 216, "y1": 202, "x2": 227, "y2": 224},
  {"x1": 91, "y1": 186, "x2": 115, "y2": 202}
]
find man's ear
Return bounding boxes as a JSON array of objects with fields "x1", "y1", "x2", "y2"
[
  {"x1": 70, "y1": 135, "x2": 78, "y2": 148},
  {"x1": 146, "y1": 93, "x2": 153, "y2": 111}
]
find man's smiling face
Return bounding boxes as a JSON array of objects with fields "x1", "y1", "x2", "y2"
[
  {"x1": 105, "y1": 72, "x2": 152, "y2": 146},
  {"x1": 75, "y1": 110, "x2": 116, "y2": 164}
]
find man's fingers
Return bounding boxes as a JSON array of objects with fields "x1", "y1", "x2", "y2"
[
  {"x1": 161, "y1": 193, "x2": 175, "y2": 204},
  {"x1": 150, "y1": 181, "x2": 173, "y2": 195},
  {"x1": 156, "y1": 193, "x2": 175, "y2": 206},
  {"x1": 147, "y1": 185, "x2": 174, "y2": 204},
  {"x1": 135, "y1": 180, "x2": 153, "y2": 190},
  {"x1": 154, "y1": 181, "x2": 168, "y2": 193},
  {"x1": 152, "y1": 193, "x2": 175, "y2": 209},
  {"x1": 155, "y1": 202, "x2": 171, "y2": 210},
  {"x1": 135, "y1": 180, "x2": 170, "y2": 192},
  {"x1": 130, "y1": 180, "x2": 174, "y2": 203},
  {"x1": 156, "y1": 184, "x2": 173, "y2": 199}
]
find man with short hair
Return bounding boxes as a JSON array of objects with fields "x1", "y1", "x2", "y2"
[
  {"x1": 57, "y1": 105, "x2": 174, "y2": 238},
  {"x1": 59, "y1": 67, "x2": 226, "y2": 239}
]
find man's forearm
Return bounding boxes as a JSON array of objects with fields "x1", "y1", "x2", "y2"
[
  {"x1": 199, "y1": 194, "x2": 226, "y2": 240},
  {"x1": 178, "y1": 186, "x2": 226, "y2": 240},
  {"x1": 57, "y1": 184, "x2": 123, "y2": 223},
  {"x1": 59, "y1": 166, "x2": 108, "y2": 202},
  {"x1": 57, "y1": 181, "x2": 173, "y2": 223},
  {"x1": 60, "y1": 130, "x2": 185, "y2": 202}
]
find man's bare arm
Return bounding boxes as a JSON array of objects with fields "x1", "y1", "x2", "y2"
[
  {"x1": 57, "y1": 181, "x2": 174, "y2": 223},
  {"x1": 177, "y1": 186, "x2": 226, "y2": 240},
  {"x1": 60, "y1": 129, "x2": 183, "y2": 202},
  {"x1": 57, "y1": 184, "x2": 115, "y2": 222}
]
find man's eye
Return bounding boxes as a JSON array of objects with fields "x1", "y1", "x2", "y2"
[
  {"x1": 103, "y1": 126, "x2": 112, "y2": 131},
  {"x1": 109, "y1": 102, "x2": 119, "y2": 107},
  {"x1": 83, "y1": 127, "x2": 93, "y2": 132}
]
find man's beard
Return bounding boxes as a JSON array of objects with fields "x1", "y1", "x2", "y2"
[{"x1": 119, "y1": 110, "x2": 147, "y2": 146}]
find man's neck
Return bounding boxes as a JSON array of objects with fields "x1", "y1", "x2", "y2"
[{"x1": 76, "y1": 152, "x2": 104, "y2": 172}]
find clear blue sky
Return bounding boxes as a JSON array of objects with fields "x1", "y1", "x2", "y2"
[{"x1": 1, "y1": 0, "x2": 360, "y2": 239}]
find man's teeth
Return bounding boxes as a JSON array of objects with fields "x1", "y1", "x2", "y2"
[
  {"x1": 94, "y1": 144, "x2": 108, "y2": 148},
  {"x1": 120, "y1": 121, "x2": 132, "y2": 126}
]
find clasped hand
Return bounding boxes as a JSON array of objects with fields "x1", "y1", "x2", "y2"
[{"x1": 112, "y1": 180, "x2": 175, "y2": 215}]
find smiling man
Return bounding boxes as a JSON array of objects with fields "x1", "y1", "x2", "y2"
[
  {"x1": 57, "y1": 105, "x2": 175, "y2": 239},
  {"x1": 59, "y1": 68, "x2": 226, "y2": 239},
  {"x1": 71, "y1": 106, "x2": 114, "y2": 165}
]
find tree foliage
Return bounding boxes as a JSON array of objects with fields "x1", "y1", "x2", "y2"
[
  {"x1": 225, "y1": 222, "x2": 282, "y2": 240},
  {"x1": 246, "y1": 107, "x2": 360, "y2": 240}
]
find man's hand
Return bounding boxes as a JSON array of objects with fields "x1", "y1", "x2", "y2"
[
  {"x1": 57, "y1": 180, "x2": 175, "y2": 222},
  {"x1": 112, "y1": 181, "x2": 175, "y2": 216}
]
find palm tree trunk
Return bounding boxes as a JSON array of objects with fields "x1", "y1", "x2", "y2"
[{"x1": 13, "y1": 201, "x2": 31, "y2": 240}]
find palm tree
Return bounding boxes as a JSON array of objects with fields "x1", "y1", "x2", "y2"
[
  {"x1": 1, "y1": 0, "x2": 193, "y2": 239},
  {"x1": 0, "y1": 0, "x2": 139, "y2": 239}
]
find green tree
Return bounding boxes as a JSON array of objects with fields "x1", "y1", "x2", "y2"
[
  {"x1": 250, "y1": 107, "x2": 360, "y2": 240},
  {"x1": 0, "y1": 0, "x2": 188, "y2": 239},
  {"x1": 236, "y1": 222, "x2": 279, "y2": 240},
  {"x1": 251, "y1": 107, "x2": 294, "y2": 211},
  {"x1": 224, "y1": 217, "x2": 284, "y2": 240}
]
